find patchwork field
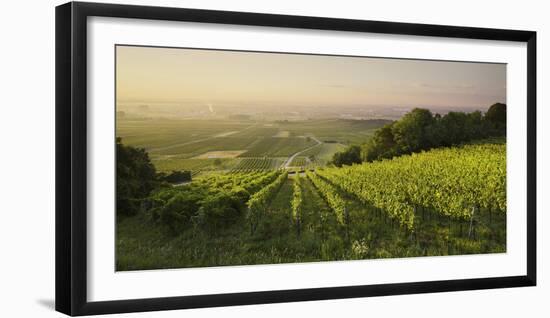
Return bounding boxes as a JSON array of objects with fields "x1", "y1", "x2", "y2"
[
  {"x1": 117, "y1": 118, "x2": 388, "y2": 175},
  {"x1": 273, "y1": 130, "x2": 290, "y2": 137},
  {"x1": 194, "y1": 150, "x2": 247, "y2": 159}
]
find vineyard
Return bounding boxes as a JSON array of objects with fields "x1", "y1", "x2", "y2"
[
  {"x1": 117, "y1": 142, "x2": 506, "y2": 270},
  {"x1": 289, "y1": 156, "x2": 307, "y2": 167},
  {"x1": 153, "y1": 158, "x2": 239, "y2": 176},
  {"x1": 117, "y1": 118, "x2": 368, "y2": 176},
  {"x1": 316, "y1": 144, "x2": 506, "y2": 231},
  {"x1": 231, "y1": 158, "x2": 283, "y2": 172},
  {"x1": 240, "y1": 137, "x2": 318, "y2": 157}
]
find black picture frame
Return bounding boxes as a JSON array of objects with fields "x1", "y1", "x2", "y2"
[{"x1": 55, "y1": 1, "x2": 537, "y2": 316}]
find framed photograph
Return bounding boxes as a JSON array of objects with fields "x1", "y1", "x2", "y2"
[{"x1": 55, "y1": 1, "x2": 536, "y2": 316}]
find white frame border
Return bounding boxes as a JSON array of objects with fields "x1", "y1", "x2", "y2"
[{"x1": 87, "y1": 16, "x2": 527, "y2": 302}]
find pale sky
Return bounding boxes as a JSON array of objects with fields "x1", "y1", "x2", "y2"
[{"x1": 116, "y1": 45, "x2": 506, "y2": 109}]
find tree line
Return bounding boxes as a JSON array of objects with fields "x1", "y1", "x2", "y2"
[{"x1": 331, "y1": 103, "x2": 506, "y2": 167}]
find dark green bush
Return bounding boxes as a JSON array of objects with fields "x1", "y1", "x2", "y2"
[
  {"x1": 158, "y1": 170, "x2": 192, "y2": 184},
  {"x1": 116, "y1": 138, "x2": 157, "y2": 217},
  {"x1": 193, "y1": 190, "x2": 243, "y2": 233}
]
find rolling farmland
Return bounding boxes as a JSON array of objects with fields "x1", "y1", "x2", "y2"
[{"x1": 117, "y1": 118, "x2": 385, "y2": 176}]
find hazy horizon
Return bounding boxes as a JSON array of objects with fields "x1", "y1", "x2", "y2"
[{"x1": 116, "y1": 45, "x2": 506, "y2": 114}]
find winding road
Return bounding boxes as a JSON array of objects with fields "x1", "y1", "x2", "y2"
[{"x1": 282, "y1": 136, "x2": 322, "y2": 169}]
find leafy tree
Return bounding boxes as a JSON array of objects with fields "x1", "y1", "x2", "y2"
[
  {"x1": 116, "y1": 137, "x2": 157, "y2": 217},
  {"x1": 361, "y1": 123, "x2": 397, "y2": 161},
  {"x1": 331, "y1": 145, "x2": 362, "y2": 167},
  {"x1": 466, "y1": 111, "x2": 490, "y2": 140},
  {"x1": 391, "y1": 108, "x2": 435, "y2": 153},
  {"x1": 485, "y1": 102, "x2": 506, "y2": 133},
  {"x1": 424, "y1": 113, "x2": 445, "y2": 147},
  {"x1": 439, "y1": 111, "x2": 469, "y2": 145}
]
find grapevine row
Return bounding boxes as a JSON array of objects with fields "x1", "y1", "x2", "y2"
[
  {"x1": 246, "y1": 171, "x2": 289, "y2": 233},
  {"x1": 316, "y1": 144, "x2": 505, "y2": 230},
  {"x1": 200, "y1": 171, "x2": 277, "y2": 194},
  {"x1": 291, "y1": 174, "x2": 303, "y2": 236},
  {"x1": 231, "y1": 158, "x2": 278, "y2": 171},
  {"x1": 306, "y1": 171, "x2": 347, "y2": 225}
]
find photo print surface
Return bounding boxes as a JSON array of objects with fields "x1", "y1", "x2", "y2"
[{"x1": 115, "y1": 45, "x2": 506, "y2": 271}]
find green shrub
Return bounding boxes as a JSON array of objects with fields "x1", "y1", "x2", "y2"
[
  {"x1": 149, "y1": 186, "x2": 205, "y2": 234},
  {"x1": 193, "y1": 190, "x2": 242, "y2": 233}
]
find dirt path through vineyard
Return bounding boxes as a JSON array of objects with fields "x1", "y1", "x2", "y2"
[{"x1": 282, "y1": 136, "x2": 322, "y2": 169}]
